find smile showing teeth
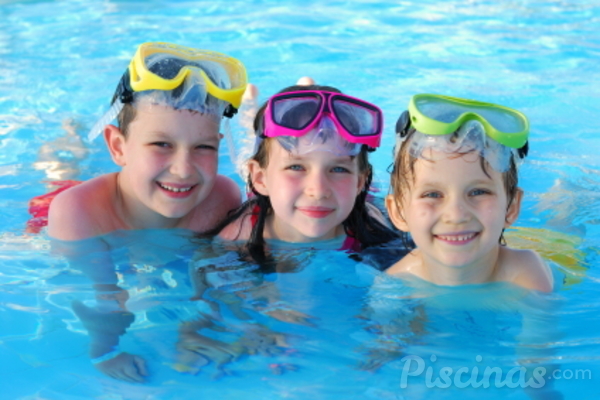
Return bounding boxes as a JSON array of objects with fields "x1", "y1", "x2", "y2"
[
  {"x1": 158, "y1": 183, "x2": 193, "y2": 193},
  {"x1": 437, "y1": 233, "x2": 477, "y2": 242}
]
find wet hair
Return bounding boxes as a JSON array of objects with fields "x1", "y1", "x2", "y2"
[
  {"x1": 116, "y1": 103, "x2": 137, "y2": 138},
  {"x1": 389, "y1": 127, "x2": 521, "y2": 250},
  {"x1": 201, "y1": 84, "x2": 399, "y2": 269}
]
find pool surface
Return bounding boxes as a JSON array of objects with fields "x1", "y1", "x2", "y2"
[{"x1": 1, "y1": 1, "x2": 599, "y2": 399}]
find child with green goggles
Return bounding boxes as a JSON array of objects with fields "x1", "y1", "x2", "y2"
[{"x1": 385, "y1": 94, "x2": 553, "y2": 292}]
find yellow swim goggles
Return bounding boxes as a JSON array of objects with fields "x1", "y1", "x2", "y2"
[
  {"x1": 126, "y1": 42, "x2": 247, "y2": 110},
  {"x1": 399, "y1": 94, "x2": 529, "y2": 149},
  {"x1": 88, "y1": 42, "x2": 248, "y2": 141}
]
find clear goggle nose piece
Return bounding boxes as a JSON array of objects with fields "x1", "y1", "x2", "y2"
[
  {"x1": 276, "y1": 116, "x2": 362, "y2": 156},
  {"x1": 408, "y1": 118, "x2": 517, "y2": 172}
]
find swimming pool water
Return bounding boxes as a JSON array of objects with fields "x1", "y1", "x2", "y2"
[{"x1": 1, "y1": 1, "x2": 599, "y2": 399}]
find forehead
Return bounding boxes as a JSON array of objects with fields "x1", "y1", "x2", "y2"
[
  {"x1": 130, "y1": 101, "x2": 221, "y2": 137},
  {"x1": 412, "y1": 149, "x2": 502, "y2": 184},
  {"x1": 269, "y1": 139, "x2": 356, "y2": 164}
]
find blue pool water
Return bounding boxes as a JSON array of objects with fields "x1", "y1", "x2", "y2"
[{"x1": 1, "y1": 0, "x2": 599, "y2": 399}]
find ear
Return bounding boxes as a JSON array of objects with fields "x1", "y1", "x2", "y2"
[
  {"x1": 104, "y1": 124, "x2": 127, "y2": 166},
  {"x1": 248, "y1": 159, "x2": 269, "y2": 196},
  {"x1": 504, "y1": 187, "x2": 523, "y2": 228},
  {"x1": 385, "y1": 194, "x2": 409, "y2": 232}
]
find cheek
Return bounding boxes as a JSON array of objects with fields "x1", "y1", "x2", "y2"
[
  {"x1": 479, "y1": 198, "x2": 504, "y2": 219},
  {"x1": 195, "y1": 154, "x2": 219, "y2": 175},
  {"x1": 412, "y1": 202, "x2": 434, "y2": 219},
  {"x1": 270, "y1": 171, "x2": 301, "y2": 188},
  {"x1": 136, "y1": 152, "x2": 165, "y2": 173},
  {"x1": 333, "y1": 175, "x2": 360, "y2": 196}
]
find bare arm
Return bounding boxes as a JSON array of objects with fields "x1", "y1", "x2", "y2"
[
  {"x1": 52, "y1": 237, "x2": 148, "y2": 382},
  {"x1": 499, "y1": 248, "x2": 554, "y2": 293}
]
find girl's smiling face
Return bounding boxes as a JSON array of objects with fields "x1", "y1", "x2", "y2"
[
  {"x1": 249, "y1": 139, "x2": 365, "y2": 243},
  {"x1": 387, "y1": 149, "x2": 522, "y2": 272}
]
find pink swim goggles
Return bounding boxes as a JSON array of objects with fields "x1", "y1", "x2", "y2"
[{"x1": 262, "y1": 90, "x2": 384, "y2": 153}]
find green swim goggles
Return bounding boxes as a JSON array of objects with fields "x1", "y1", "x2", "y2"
[{"x1": 397, "y1": 94, "x2": 529, "y2": 149}]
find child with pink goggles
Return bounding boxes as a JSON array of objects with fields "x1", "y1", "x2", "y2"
[{"x1": 260, "y1": 90, "x2": 383, "y2": 156}]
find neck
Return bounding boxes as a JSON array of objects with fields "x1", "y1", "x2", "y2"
[
  {"x1": 418, "y1": 247, "x2": 500, "y2": 286},
  {"x1": 265, "y1": 214, "x2": 344, "y2": 243}
]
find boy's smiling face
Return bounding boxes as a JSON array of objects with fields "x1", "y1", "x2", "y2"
[
  {"x1": 387, "y1": 149, "x2": 521, "y2": 272},
  {"x1": 107, "y1": 101, "x2": 221, "y2": 226}
]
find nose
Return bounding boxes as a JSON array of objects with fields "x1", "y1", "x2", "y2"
[
  {"x1": 442, "y1": 195, "x2": 472, "y2": 224},
  {"x1": 305, "y1": 170, "x2": 331, "y2": 200},
  {"x1": 169, "y1": 149, "x2": 194, "y2": 179},
  {"x1": 316, "y1": 115, "x2": 337, "y2": 136}
]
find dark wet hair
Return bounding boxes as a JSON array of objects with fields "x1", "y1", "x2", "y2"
[{"x1": 200, "y1": 84, "x2": 399, "y2": 269}]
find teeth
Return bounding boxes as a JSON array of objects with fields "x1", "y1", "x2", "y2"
[
  {"x1": 159, "y1": 183, "x2": 193, "y2": 193},
  {"x1": 439, "y1": 233, "x2": 476, "y2": 242}
]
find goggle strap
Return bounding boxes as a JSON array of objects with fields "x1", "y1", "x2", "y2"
[
  {"x1": 111, "y1": 70, "x2": 134, "y2": 105},
  {"x1": 87, "y1": 99, "x2": 124, "y2": 142},
  {"x1": 517, "y1": 141, "x2": 529, "y2": 158},
  {"x1": 395, "y1": 110, "x2": 411, "y2": 138},
  {"x1": 253, "y1": 135, "x2": 263, "y2": 154},
  {"x1": 223, "y1": 104, "x2": 237, "y2": 119}
]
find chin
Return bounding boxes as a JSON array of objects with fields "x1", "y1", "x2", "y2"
[
  {"x1": 442, "y1": 258, "x2": 478, "y2": 269},
  {"x1": 306, "y1": 229, "x2": 338, "y2": 241},
  {"x1": 159, "y1": 207, "x2": 194, "y2": 219}
]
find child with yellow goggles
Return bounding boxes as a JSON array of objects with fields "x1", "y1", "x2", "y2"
[{"x1": 47, "y1": 42, "x2": 248, "y2": 382}]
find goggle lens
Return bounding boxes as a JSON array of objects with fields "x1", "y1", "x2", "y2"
[
  {"x1": 332, "y1": 97, "x2": 381, "y2": 137},
  {"x1": 271, "y1": 95, "x2": 322, "y2": 131},
  {"x1": 414, "y1": 96, "x2": 527, "y2": 135}
]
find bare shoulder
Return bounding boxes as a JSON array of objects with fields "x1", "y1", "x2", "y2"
[
  {"x1": 497, "y1": 247, "x2": 554, "y2": 293},
  {"x1": 385, "y1": 251, "x2": 420, "y2": 276},
  {"x1": 48, "y1": 174, "x2": 117, "y2": 241},
  {"x1": 199, "y1": 175, "x2": 241, "y2": 217},
  {"x1": 189, "y1": 175, "x2": 242, "y2": 232},
  {"x1": 211, "y1": 175, "x2": 242, "y2": 209},
  {"x1": 218, "y1": 209, "x2": 253, "y2": 241}
]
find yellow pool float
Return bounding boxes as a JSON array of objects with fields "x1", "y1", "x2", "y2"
[{"x1": 505, "y1": 226, "x2": 589, "y2": 288}]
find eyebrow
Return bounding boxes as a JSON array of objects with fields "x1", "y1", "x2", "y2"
[
  {"x1": 417, "y1": 176, "x2": 495, "y2": 186},
  {"x1": 286, "y1": 154, "x2": 354, "y2": 163},
  {"x1": 146, "y1": 130, "x2": 219, "y2": 141}
]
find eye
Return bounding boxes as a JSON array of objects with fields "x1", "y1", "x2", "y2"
[
  {"x1": 331, "y1": 166, "x2": 351, "y2": 173},
  {"x1": 469, "y1": 188, "x2": 491, "y2": 196},
  {"x1": 196, "y1": 144, "x2": 218, "y2": 151},
  {"x1": 286, "y1": 164, "x2": 305, "y2": 171},
  {"x1": 151, "y1": 141, "x2": 171, "y2": 148},
  {"x1": 422, "y1": 191, "x2": 442, "y2": 199}
]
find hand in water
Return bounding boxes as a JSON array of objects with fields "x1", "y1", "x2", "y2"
[
  {"x1": 259, "y1": 302, "x2": 318, "y2": 327},
  {"x1": 174, "y1": 330, "x2": 244, "y2": 376},
  {"x1": 95, "y1": 352, "x2": 148, "y2": 383},
  {"x1": 238, "y1": 323, "x2": 289, "y2": 357},
  {"x1": 357, "y1": 347, "x2": 404, "y2": 372}
]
